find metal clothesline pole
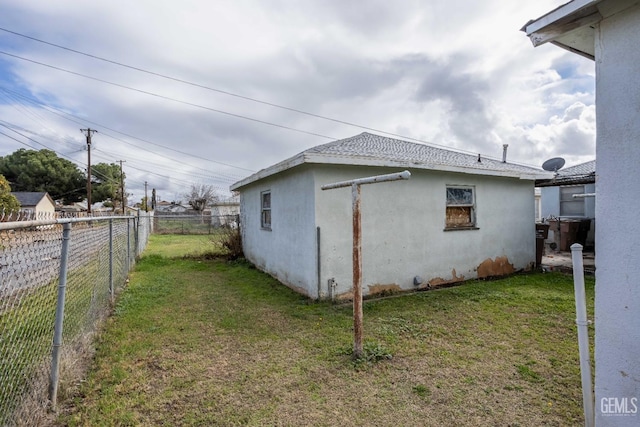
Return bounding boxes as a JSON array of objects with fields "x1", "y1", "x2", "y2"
[{"x1": 322, "y1": 170, "x2": 410, "y2": 359}]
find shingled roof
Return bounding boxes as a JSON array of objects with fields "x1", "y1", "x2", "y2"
[
  {"x1": 231, "y1": 133, "x2": 549, "y2": 190},
  {"x1": 535, "y1": 160, "x2": 595, "y2": 187},
  {"x1": 12, "y1": 192, "x2": 54, "y2": 207}
]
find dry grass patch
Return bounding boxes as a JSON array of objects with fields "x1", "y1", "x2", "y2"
[{"x1": 58, "y1": 235, "x2": 594, "y2": 426}]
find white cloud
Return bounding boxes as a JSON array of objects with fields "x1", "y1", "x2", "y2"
[{"x1": 0, "y1": 0, "x2": 595, "y2": 202}]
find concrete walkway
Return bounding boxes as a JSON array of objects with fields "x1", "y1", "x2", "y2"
[{"x1": 541, "y1": 250, "x2": 595, "y2": 275}]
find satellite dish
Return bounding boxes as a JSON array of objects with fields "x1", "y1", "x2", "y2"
[{"x1": 542, "y1": 157, "x2": 565, "y2": 172}]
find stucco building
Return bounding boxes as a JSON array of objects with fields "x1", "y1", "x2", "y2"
[
  {"x1": 231, "y1": 133, "x2": 547, "y2": 300},
  {"x1": 524, "y1": 1, "x2": 640, "y2": 424}
]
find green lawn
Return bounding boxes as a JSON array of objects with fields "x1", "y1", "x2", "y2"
[{"x1": 59, "y1": 234, "x2": 595, "y2": 426}]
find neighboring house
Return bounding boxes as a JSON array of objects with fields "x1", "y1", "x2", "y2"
[
  {"x1": 210, "y1": 195, "x2": 240, "y2": 227},
  {"x1": 231, "y1": 132, "x2": 549, "y2": 300},
  {"x1": 12, "y1": 192, "x2": 56, "y2": 218},
  {"x1": 154, "y1": 202, "x2": 190, "y2": 214},
  {"x1": 536, "y1": 160, "x2": 596, "y2": 249},
  {"x1": 524, "y1": 1, "x2": 640, "y2": 424}
]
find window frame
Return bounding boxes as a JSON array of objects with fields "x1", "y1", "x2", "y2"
[
  {"x1": 260, "y1": 190, "x2": 271, "y2": 230},
  {"x1": 559, "y1": 185, "x2": 585, "y2": 217},
  {"x1": 444, "y1": 185, "x2": 478, "y2": 231}
]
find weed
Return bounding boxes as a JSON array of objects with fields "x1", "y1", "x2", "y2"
[
  {"x1": 412, "y1": 384, "x2": 431, "y2": 398},
  {"x1": 516, "y1": 363, "x2": 544, "y2": 383},
  {"x1": 340, "y1": 340, "x2": 393, "y2": 369}
]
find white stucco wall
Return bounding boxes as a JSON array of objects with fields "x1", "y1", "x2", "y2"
[
  {"x1": 238, "y1": 166, "x2": 319, "y2": 297},
  {"x1": 594, "y1": 5, "x2": 640, "y2": 424},
  {"x1": 238, "y1": 163, "x2": 536, "y2": 300},
  {"x1": 314, "y1": 165, "x2": 535, "y2": 299}
]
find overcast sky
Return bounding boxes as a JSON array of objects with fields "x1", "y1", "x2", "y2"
[{"x1": 0, "y1": 0, "x2": 595, "y2": 204}]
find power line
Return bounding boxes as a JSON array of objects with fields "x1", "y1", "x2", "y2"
[
  {"x1": 0, "y1": 121, "x2": 126, "y2": 187},
  {"x1": 0, "y1": 86, "x2": 253, "y2": 176},
  {"x1": 0, "y1": 29, "x2": 550, "y2": 169},
  {"x1": 0, "y1": 118, "x2": 232, "y2": 192},
  {"x1": 0, "y1": 50, "x2": 337, "y2": 141},
  {"x1": 0, "y1": 26, "x2": 492, "y2": 153},
  {"x1": 0, "y1": 26, "x2": 525, "y2": 163}
]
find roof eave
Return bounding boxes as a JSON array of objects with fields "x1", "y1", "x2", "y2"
[
  {"x1": 230, "y1": 153, "x2": 550, "y2": 191},
  {"x1": 306, "y1": 154, "x2": 548, "y2": 180},
  {"x1": 230, "y1": 153, "x2": 306, "y2": 191},
  {"x1": 522, "y1": 0, "x2": 602, "y2": 60}
]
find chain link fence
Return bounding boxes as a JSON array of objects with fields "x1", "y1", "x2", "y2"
[
  {"x1": 154, "y1": 213, "x2": 238, "y2": 235},
  {"x1": 0, "y1": 212, "x2": 152, "y2": 426}
]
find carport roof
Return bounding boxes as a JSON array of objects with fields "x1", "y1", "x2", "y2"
[{"x1": 231, "y1": 133, "x2": 550, "y2": 191}]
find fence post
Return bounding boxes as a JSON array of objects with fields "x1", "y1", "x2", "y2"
[
  {"x1": 109, "y1": 219, "x2": 114, "y2": 302},
  {"x1": 126, "y1": 217, "x2": 131, "y2": 272},
  {"x1": 134, "y1": 213, "x2": 140, "y2": 259},
  {"x1": 49, "y1": 222, "x2": 72, "y2": 409}
]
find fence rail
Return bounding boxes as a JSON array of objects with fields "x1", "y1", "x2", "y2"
[
  {"x1": 0, "y1": 212, "x2": 152, "y2": 426},
  {"x1": 154, "y1": 214, "x2": 238, "y2": 235}
]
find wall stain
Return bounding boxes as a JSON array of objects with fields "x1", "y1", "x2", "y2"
[
  {"x1": 428, "y1": 269, "x2": 465, "y2": 288},
  {"x1": 477, "y1": 256, "x2": 515, "y2": 279}
]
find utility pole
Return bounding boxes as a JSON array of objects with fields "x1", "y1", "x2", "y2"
[
  {"x1": 81, "y1": 128, "x2": 97, "y2": 214},
  {"x1": 118, "y1": 160, "x2": 126, "y2": 215},
  {"x1": 144, "y1": 181, "x2": 148, "y2": 212}
]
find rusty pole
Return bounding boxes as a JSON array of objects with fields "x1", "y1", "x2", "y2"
[
  {"x1": 322, "y1": 170, "x2": 410, "y2": 359},
  {"x1": 352, "y1": 183, "x2": 363, "y2": 357}
]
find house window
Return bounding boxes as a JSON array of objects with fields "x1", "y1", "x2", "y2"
[
  {"x1": 261, "y1": 191, "x2": 271, "y2": 230},
  {"x1": 560, "y1": 185, "x2": 585, "y2": 217},
  {"x1": 445, "y1": 186, "x2": 476, "y2": 229}
]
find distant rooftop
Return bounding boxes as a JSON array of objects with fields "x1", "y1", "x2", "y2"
[
  {"x1": 11, "y1": 192, "x2": 52, "y2": 207},
  {"x1": 536, "y1": 159, "x2": 595, "y2": 187},
  {"x1": 231, "y1": 132, "x2": 549, "y2": 190}
]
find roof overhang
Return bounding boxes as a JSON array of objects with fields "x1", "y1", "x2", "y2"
[
  {"x1": 230, "y1": 152, "x2": 551, "y2": 191},
  {"x1": 522, "y1": 0, "x2": 602, "y2": 60},
  {"x1": 535, "y1": 174, "x2": 596, "y2": 187},
  {"x1": 522, "y1": 0, "x2": 640, "y2": 60}
]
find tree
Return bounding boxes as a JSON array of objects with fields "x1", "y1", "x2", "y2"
[
  {"x1": 0, "y1": 174, "x2": 20, "y2": 214},
  {"x1": 92, "y1": 162, "x2": 126, "y2": 209},
  {"x1": 185, "y1": 184, "x2": 218, "y2": 213},
  {"x1": 140, "y1": 196, "x2": 149, "y2": 212},
  {"x1": 0, "y1": 149, "x2": 85, "y2": 205}
]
